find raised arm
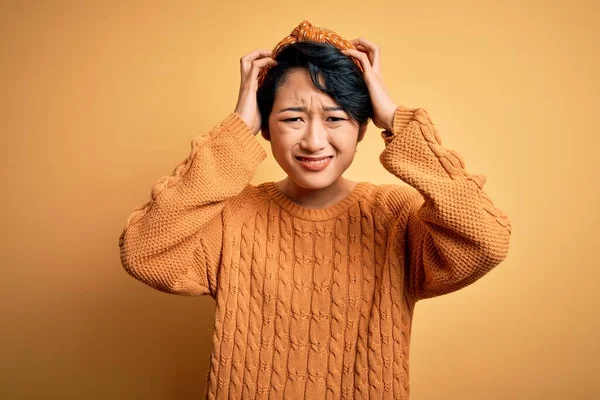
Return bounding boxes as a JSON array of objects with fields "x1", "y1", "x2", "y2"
[
  {"x1": 118, "y1": 113, "x2": 266, "y2": 297},
  {"x1": 380, "y1": 106, "x2": 512, "y2": 301}
]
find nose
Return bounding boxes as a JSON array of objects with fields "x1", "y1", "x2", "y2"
[{"x1": 300, "y1": 120, "x2": 328, "y2": 153}]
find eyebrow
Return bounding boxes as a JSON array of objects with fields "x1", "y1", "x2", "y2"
[{"x1": 278, "y1": 106, "x2": 344, "y2": 113}]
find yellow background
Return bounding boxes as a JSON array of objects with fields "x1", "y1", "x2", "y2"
[{"x1": 2, "y1": 0, "x2": 599, "y2": 398}]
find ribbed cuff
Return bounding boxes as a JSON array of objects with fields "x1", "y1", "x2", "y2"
[
  {"x1": 392, "y1": 105, "x2": 417, "y2": 132},
  {"x1": 211, "y1": 112, "x2": 267, "y2": 171},
  {"x1": 381, "y1": 105, "x2": 418, "y2": 145}
]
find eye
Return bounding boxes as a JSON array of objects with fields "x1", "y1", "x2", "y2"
[{"x1": 282, "y1": 117, "x2": 345, "y2": 123}]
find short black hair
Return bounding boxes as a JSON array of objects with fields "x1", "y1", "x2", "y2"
[{"x1": 256, "y1": 41, "x2": 373, "y2": 137}]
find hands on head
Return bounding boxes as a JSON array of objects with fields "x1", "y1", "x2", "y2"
[
  {"x1": 233, "y1": 37, "x2": 397, "y2": 138},
  {"x1": 233, "y1": 49, "x2": 277, "y2": 136},
  {"x1": 342, "y1": 38, "x2": 397, "y2": 133}
]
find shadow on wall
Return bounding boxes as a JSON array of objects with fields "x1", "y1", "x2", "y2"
[{"x1": 79, "y1": 276, "x2": 216, "y2": 399}]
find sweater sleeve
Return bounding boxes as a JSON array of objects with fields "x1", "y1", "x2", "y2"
[
  {"x1": 118, "y1": 112, "x2": 267, "y2": 297},
  {"x1": 379, "y1": 105, "x2": 512, "y2": 301}
]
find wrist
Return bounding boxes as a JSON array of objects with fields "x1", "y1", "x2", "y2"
[
  {"x1": 383, "y1": 106, "x2": 397, "y2": 134},
  {"x1": 383, "y1": 120, "x2": 394, "y2": 136}
]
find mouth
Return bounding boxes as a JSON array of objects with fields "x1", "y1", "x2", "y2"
[
  {"x1": 295, "y1": 156, "x2": 334, "y2": 162},
  {"x1": 295, "y1": 155, "x2": 334, "y2": 171}
]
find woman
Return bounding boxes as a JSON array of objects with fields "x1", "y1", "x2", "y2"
[{"x1": 118, "y1": 20, "x2": 512, "y2": 400}]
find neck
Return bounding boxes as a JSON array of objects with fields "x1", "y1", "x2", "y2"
[{"x1": 276, "y1": 177, "x2": 356, "y2": 209}]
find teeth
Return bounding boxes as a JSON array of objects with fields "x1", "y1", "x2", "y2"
[{"x1": 301, "y1": 158, "x2": 329, "y2": 164}]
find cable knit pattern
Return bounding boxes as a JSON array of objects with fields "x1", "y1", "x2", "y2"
[{"x1": 118, "y1": 106, "x2": 512, "y2": 399}]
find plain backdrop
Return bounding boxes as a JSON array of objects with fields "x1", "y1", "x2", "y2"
[{"x1": 1, "y1": 1, "x2": 599, "y2": 399}]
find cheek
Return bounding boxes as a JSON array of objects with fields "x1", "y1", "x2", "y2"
[
  {"x1": 329, "y1": 135, "x2": 357, "y2": 153},
  {"x1": 270, "y1": 130, "x2": 297, "y2": 150},
  {"x1": 269, "y1": 136, "x2": 293, "y2": 162}
]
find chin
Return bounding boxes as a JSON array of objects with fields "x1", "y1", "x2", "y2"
[
  {"x1": 288, "y1": 169, "x2": 343, "y2": 190},
  {"x1": 295, "y1": 177, "x2": 335, "y2": 190}
]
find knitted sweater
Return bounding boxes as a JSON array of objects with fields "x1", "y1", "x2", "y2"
[{"x1": 118, "y1": 105, "x2": 512, "y2": 400}]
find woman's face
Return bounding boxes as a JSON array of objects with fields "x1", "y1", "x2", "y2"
[{"x1": 266, "y1": 68, "x2": 367, "y2": 190}]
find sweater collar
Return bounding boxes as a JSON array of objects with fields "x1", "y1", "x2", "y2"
[{"x1": 262, "y1": 181, "x2": 370, "y2": 221}]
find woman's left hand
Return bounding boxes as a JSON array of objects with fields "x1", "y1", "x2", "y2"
[{"x1": 342, "y1": 38, "x2": 398, "y2": 133}]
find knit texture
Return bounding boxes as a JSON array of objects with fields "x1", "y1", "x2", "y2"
[{"x1": 118, "y1": 106, "x2": 512, "y2": 399}]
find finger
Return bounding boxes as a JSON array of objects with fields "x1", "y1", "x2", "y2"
[
  {"x1": 240, "y1": 51, "x2": 275, "y2": 87},
  {"x1": 352, "y1": 43, "x2": 368, "y2": 53},
  {"x1": 352, "y1": 44, "x2": 377, "y2": 70},
  {"x1": 245, "y1": 57, "x2": 278, "y2": 90},
  {"x1": 350, "y1": 38, "x2": 380, "y2": 73},
  {"x1": 241, "y1": 49, "x2": 273, "y2": 62},
  {"x1": 341, "y1": 48, "x2": 375, "y2": 77},
  {"x1": 240, "y1": 49, "x2": 273, "y2": 72},
  {"x1": 350, "y1": 37, "x2": 379, "y2": 52}
]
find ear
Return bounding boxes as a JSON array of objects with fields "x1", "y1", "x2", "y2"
[
  {"x1": 357, "y1": 123, "x2": 368, "y2": 143},
  {"x1": 261, "y1": 128, "x2": 271, "y2": 141}
]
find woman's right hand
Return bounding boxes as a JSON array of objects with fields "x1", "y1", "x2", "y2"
[{"x1": 233, "y1": 49, "x2": 278, "y2": 136}]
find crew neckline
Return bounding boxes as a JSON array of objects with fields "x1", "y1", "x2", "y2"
[{"x1": 262, "y1": 181, "x2": 370, "y2": 221}]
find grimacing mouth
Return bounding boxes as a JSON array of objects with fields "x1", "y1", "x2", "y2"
[{"x1": 295, "y1": 155, "x2": 334, "y2": 161}]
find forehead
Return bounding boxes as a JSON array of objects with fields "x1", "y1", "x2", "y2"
[{"x1": 274, "y1": 68, "x2": 337, "y2": 107}]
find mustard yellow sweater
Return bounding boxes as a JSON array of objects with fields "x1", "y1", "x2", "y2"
[{"x1": 118, "y1": 106, "x2": 512, "y2": 399}]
